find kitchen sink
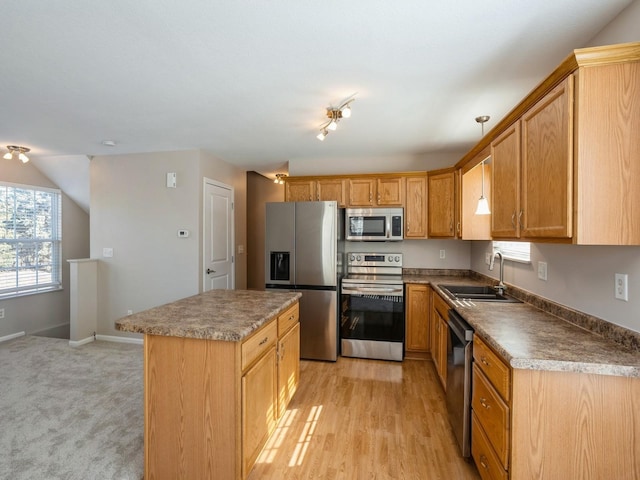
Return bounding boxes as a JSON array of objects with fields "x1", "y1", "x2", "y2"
[{"x1": 438, "y1": 284, "x2": 522, "y2": 303}]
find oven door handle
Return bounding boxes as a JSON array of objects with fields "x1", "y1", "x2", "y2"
[{"x1": 342, "y1": 285, "x2": 404, "y2": 295}]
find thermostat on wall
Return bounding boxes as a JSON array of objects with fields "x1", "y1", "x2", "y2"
[{"x1": 178, "y1": 229, "x2": 190, "y2": 238}]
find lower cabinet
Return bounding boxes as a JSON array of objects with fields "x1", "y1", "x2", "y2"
[
  {"x1": 242, "y1": 346, "x2": 278, "y2": 475},
  {"x1": 472, "y1": 335, "x2": 511, "y2": 480},
  {"x1": 405, "y1": 283, "x2": 431, "y2": 357},
  {"x1": 143, "y1": 302, "x2": 300, "y2": 480},
  {"x1": 430, "y1": 290, "x2": 449, "y2": 390}
]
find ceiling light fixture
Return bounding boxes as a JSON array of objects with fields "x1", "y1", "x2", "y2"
[
  {"x1": 3, "y1": 145, "x2": 31, "y2": 163},
  {"x1": 274, "y1": 173, "x2": 287, "y2": 185},
  {"x1": 316, "y1": 96, "x2": 356, "y2": 141},
  {"x1": 474, "y1": 116, "x2": 491, "y2": 215}
]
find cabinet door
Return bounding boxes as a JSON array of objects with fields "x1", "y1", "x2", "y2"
[
  {"x1": 317, "y1": 179, "x2": 347, "y2": 207},
  {"x1": 348, "y1": 178, "x2": 376, "y2": 206},
  {"x1": 437, "y1": 314, "x2": 449, "y2": 390},
  {"x1": 405, "y1": 176, "x2": 428, "y2": 238},
  {"x1": 430, "y1": 292, "x2": 438, "y2": 363},
  {"x1": 376, "y1": 177, "x2": 405, "y2": 206},
  {"x1": 428, "y1": 171, "x2": 456, "y2": 237},
  {"x1": 242, "y1": 346, "x2": 278, "y2": 477},
  {"x1": 277, "y1": 322, "x2": 300, "y2": 417},
  {"x1": 405, "y1": 284, "x2": 430, "y2": 353},
  {"x1": 285, "y1": 180, "x2": 315, "y2": 202},
  {"x1": 491, "y1": 123, "x2": 521, "y2": 238},
  {"x1": 521, "y1": 76, "x2": 573, "y2": 239}
]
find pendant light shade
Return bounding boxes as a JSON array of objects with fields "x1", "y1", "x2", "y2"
[{"x1": 474, "y1": 116, "x2": 491, "y2": 216}]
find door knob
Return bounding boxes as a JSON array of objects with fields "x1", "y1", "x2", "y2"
[{"x1": 207, "y1": 268, "x2": 216, "y2": 274}]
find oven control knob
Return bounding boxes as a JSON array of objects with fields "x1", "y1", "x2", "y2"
[
  {"x1": 388, "y1": 256, "x2": 393, "y2": 262},
  {"x1": 356, "y1": 255, "x2": 362, "y2": 261},
  {"x1": 394, "y1": 256, "x2": 400, "y2": 262},
  {"x1": 350, "y1": 254, "x2": 355, "y2": 261}
]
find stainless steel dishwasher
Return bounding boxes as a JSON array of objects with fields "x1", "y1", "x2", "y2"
[{"x1": 446, "y1": 309, "x2": 474, "y2": 458}]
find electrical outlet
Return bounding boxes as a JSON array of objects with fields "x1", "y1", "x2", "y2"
[
  {"x1": 537, "y1": 261, "x2": 548, "y2": 281},
  {"x1": 615, "y1": 273, "x2": 628, "y2": 301},
  {"x1": 127, "y1": 309, "x2": 133, "y2": 315},
  {"x1": 102, "y1": 247, "x2": 113, "y2": 258},
  {"x1": 0, "y1": 308, "x2": 4, "y2": 319},
  {"x1": 439, "y1": 250, "x2": 446, "y2": 259},
  {"x1": 485, "y1": 253, "x2": 491, "y2": 265}
]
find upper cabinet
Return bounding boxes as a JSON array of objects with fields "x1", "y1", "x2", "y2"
[
  {"x1": 428, "y1": 169, "x2": 457, "y2": 238},
  {"x1": 460, "y1": 41, "x2": 640, "y2": 245},
  {"x1": 285, "y1": 178, "x2": 346, "y2": 206},
  {"x1": 461, "y1": 148, "x2": 492, "y2": 241},
  {"x1": 349, "y1": 176, "x2": 405, "y2": 207},
  {"x1": 405, "y1": 175, "x2": 428, "y2": 238}
]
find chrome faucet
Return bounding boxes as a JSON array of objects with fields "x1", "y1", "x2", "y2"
[{"x1": 489, "y1": 251, "x2": 506, "y2": 295}]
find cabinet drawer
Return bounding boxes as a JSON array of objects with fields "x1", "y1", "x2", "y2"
[
  {"x1": 433, "y1": 291, "x2": 449, "y2": 322},
  {"x1": 472, "y1": 364, "x2": 510, "y2": 468},
  {"x1": 472, "y1": 412, "x2": 508, "y2": 480},
  {"x1": 277, "y1": 303, "x2": 299, "y2": 336},
  {"x1": 242, "y1": 320, "x2": 277, "y2": 371},
  {"x1": 474, "y1": 335, "x2": 511, "y2": 402}
]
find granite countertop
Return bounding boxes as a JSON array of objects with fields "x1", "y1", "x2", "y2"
[
  {"x1": 115, "y1": 289, "x2": 301, "y2": 341},
  {"x1": 403, "y1": 274, "x2": 640, "y2": 378}
]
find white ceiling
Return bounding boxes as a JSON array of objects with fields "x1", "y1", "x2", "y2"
[{"x1": 0, "y1": 0, "x2": 632, "y2": 191}]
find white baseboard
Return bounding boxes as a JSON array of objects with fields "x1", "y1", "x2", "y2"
[
  {"x1": 69, "y1": 336, "x2": 95, "y2": 347},
  {"x1": 0, "y1": 331, "x2": 26, "y2": 343},
  {"x1": 96, "y1": 334, "x2": 143, "y2": 345}
]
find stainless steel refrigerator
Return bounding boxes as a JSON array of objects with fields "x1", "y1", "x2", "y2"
[{"x1": 265, "y1": 201, "x2": 343, "y2": 361}]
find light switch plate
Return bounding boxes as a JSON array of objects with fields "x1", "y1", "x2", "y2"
[
  {"x1": 102, "y1": 247, "x2": 113, "y2": 258},
  {"x1": 439, "y1": 250, "x2": 446, "y2": 259}
]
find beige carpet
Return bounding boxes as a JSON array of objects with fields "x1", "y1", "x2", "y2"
[{"x1": 0, "y1": 335, "x2": 143, "y2": 480}]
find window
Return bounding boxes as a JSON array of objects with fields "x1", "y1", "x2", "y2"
[
  {"x1": 492, "y1": 240, "x2": 531, "y2": 263},
  {"x1": 0, "y1": 182, "x2": 62, "y2": 298}
]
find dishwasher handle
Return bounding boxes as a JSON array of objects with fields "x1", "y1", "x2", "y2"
[{"x1": 448, "y1": 309, "x2": 474, "y2": 343}]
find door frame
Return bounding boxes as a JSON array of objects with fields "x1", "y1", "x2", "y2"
[{"x1": 203, "y1": 177, "x2": 235, "y2": 290}]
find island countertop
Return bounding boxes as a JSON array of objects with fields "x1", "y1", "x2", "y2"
[{"x1": 115, "y1": 289, "x2": 301, "y2": 341}]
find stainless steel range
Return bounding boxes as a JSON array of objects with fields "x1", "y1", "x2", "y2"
[{"x1": 340, "y1": 253, "x2": 404, "y2": 361}]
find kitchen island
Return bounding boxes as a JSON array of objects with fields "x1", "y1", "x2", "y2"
[{"x1": 116, "y1": 289, "x2": 301, "y2": 480}]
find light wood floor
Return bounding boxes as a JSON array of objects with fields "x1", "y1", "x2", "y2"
[{"x1": 248, "y1": 357, "x2": 481, "y2": 480}]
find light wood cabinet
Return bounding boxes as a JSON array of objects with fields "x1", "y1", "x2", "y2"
[
  {"x1": 143, "y1": 300, "x2": 300, "y2": 480},
  {"x1": 317, "y1": 178, "x2": 347, "y2": 206},
  {"x1": 404, "y1": 175, "x2": 428, "y2": 238},
  {"x1": 472, "y1": 335, "x2": 511, "y2": 480},
  {"x1": 277, "y1": 315, "x2": 300, "y2": 417},
  {"x1": 490, "y1": 123, "x2": 521, "y2": 238},
  {"x1": 461, "y1": 147, "x2": 492, "y2": 240},
  {"x1": 431, "y1": 291, "x2": 449, "y2": 390},
  {"x1": 428, "y1": 169, "x2": 457, "y2": 238},
  {"x1": 242, "y1": 345, "x2": 278, "y2": 475},
  {"x1": 285, "y1": 179, "x2": 316, "y2": 202},
  {"x1": 405, "y1": 284, "x2": 430, "y2": 357},
  {"x1": 348, "y1": 176, "x2": 405, "y2": 207},
  {"x1": 492, "y1": 76, "x2": 574, "y2": 240}
]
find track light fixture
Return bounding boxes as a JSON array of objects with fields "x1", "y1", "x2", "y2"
[
  {"x1": 316, "y1": 96, "x2": 356, "y2": 141},
  {"x1": 274, "y1": 173, "x2": 287, "y2": 185},
  {"x1": 3, "y1": 145, "x2": 30, "y2": 163}
]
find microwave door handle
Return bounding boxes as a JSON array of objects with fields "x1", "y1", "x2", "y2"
[{"x1": 386, "y1": 217, "x2": 390, "y2": 239}]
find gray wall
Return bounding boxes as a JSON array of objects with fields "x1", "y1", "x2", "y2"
[
  {"x1": 0, "y1": 159, "x2": 90, "y2": 339},
  {"x1": 90, "y1": 150, "x2": 246, "y2": 338},
  {"x1": 246, "y1": 172, "x2": 284, "y2": 290}
]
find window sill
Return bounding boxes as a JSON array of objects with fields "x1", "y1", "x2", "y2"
[{"x1": 0, "y1": 286, "x2": 64, "y2": 301}]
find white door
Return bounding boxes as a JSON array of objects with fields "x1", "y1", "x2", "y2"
[{"x1": 204, "y1": 179, "x2": 234, "y2": 290}]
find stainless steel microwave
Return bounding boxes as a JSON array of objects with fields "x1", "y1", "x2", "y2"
[{"x1": 345, "y1": 208, "x2": 404, "y2": 241}]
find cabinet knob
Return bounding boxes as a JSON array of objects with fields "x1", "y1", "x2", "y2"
[
  {"x1": 479, "y1": 397, "x2": 491, "y2": 409},
  {"x1": 480, "y1": 356, "x2": 490, "y2": 367},
  {"x1": 479, "y1": 455, "x2": 489, "y2": 470}
]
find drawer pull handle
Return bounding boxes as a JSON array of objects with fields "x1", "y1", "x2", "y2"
[
  {"x1": 289, "y1": 315, "x2": 295, "y2": 321},
  {"x1": 258, "y1": 337, "x2": 269, "y2": 346},
  {"x1": 479, "y1": 455, "x2": 489, "y2": 470},
  {"x1": 480, "y1": 397, "x2": 490, "y2": 409},
  {"x1": 481, "y1": 356, "x2": 490, "y2": 366}
]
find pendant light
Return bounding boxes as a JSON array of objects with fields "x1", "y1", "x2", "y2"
[{"x1": 474, "y1": 116, "x2": 491, "y2": 215}]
